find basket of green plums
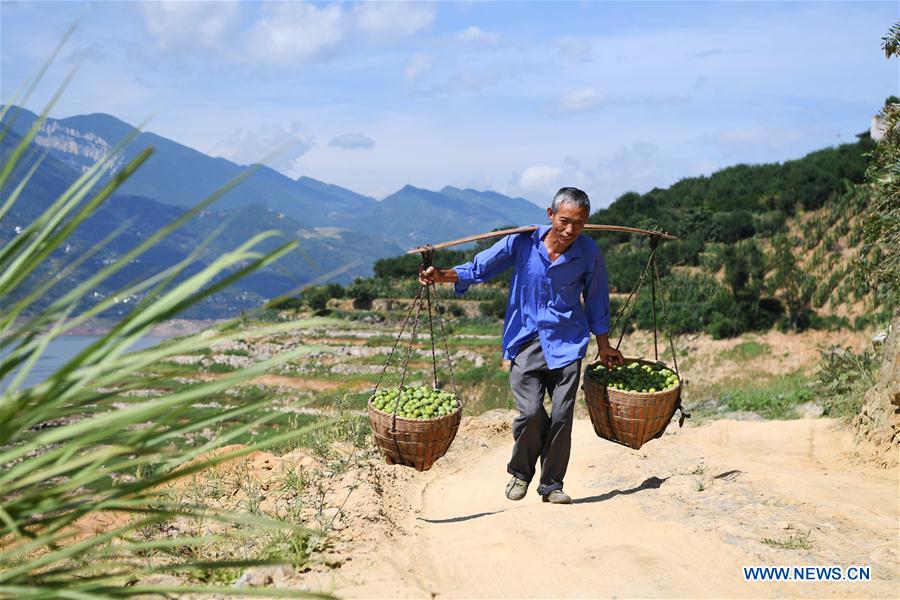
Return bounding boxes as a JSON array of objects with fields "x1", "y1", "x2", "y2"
[
  {"x1": 583, "y1": 358, "x2": 681, "y2": 450},
  {"x1": 368, "y1": 385, "x2": 462, "y2": 471}
]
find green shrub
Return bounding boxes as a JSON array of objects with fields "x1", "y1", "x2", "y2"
[
  {"x1": 853, "y1": 311, "x2": 893, "y2": 330},
  {"x1": 347, "y1": 276, "x2": 376, "y2": 309},
  {"x1": 753, "y1": 210, "x2": 788, "y2": 237},
  {"x1": 808, "y1": 313, "x2": 852, "y2": 331},
  {"x1": 618, "y1": 272, "x2": 770, "y2": 339},
  {"x1": 323, "y1": 282, "x2": 344, "y2": 298},
  {"x1": 816, "y1": 344, "x2": 883, "y2": 418},
  {"x1": 723, "y1": 340, "x2": 772, "y2": 361},
  {"x1": 479, "y1": 296, "x2": 507, "y2": 320},
  {"x1": 269, "y1": 296, "x2": 304, "y2": 310},
  {"x1": 709, "y1": 210, "x2": 755, "y2": 243},
  {"x1": 720, "y1": 373, "x2": 815, "y2": 419},
  {"x1": 446, "y1": 303, "x2": 465, "y2": 318},
  {"x1": 302, "y1": 285, "x2": 331, "y2": 313}
]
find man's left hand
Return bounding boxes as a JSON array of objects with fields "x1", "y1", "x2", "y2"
[
  {"x1": 597, "y1": 348, "x2": 625, "y2": 367},
  {"x1": 594, "y1": 333, "x2": 625, "y2": 368},
  {"x1": 597, "y1": 346, "x2": 625, "y2": 368}
]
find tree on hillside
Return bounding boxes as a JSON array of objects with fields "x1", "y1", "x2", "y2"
[
  {"x1": 882, "y1": 22, "x2": 900, "y2": 58},
  {"x1": 348, "y1": 276, "x2": 376, "y2": 309},
  {"x1": 720, "y1": 239, "x2": 773, "y2": 335},
  {"x1": 302, "y1": 285, "x2": 332, "y2": 313},
  {"x1": 324, "y1": 282, "x2": 344, "y2": 298},
  {"x1": 710, "y1": 210, "x2": 755, "y2": 243},
  {"x1": 373, "y1": 249, "x2": 470, "y2": 279},
  {"x1": 769, "y1": 233, "x2": 814, "y2": 330}
]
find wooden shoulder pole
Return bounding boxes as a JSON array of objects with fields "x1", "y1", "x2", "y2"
[{"x1": 407, "y1": 224, "x2": 678, "y2": 254}]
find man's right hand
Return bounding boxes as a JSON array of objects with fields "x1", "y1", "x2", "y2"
[{"x1": 419, "y1": 266, "x2": 458, "y2": 286}]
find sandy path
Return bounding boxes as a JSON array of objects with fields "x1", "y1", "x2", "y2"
[{"x1": 299, "y1": 414, "x2": 898, "y2": 599}]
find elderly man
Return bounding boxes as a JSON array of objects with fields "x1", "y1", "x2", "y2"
[{"x1": 419, "y1": 187, "x2": 624, "y2": 504}]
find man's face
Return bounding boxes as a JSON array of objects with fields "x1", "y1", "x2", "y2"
[{"x1": 546, "y1": 202, "x2": 589, "y2": 247}]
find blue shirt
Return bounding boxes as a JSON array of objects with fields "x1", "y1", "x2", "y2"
[{"x1": 453, "y1": 225, "x2": 611, "y2": 369}]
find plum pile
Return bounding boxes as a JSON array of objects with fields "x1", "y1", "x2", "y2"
[
  {"x1": 589, "y1": 361, "x2": 679, "y2": 393},
  {"x1": 370, "y1": 385, "x2": 459, "y2": 419}
]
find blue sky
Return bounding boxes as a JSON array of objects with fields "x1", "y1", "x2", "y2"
[{"x1": 1, "y1": 1, "x2": 897, "y2": 207}]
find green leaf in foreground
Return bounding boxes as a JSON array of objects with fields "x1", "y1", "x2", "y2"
[{"x1": 0, "y1": 37, "x2": 336, "y2": 598}]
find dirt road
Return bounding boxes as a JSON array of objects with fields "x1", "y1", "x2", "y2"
[{"x1": 296, "y1": 412, "x2": 898, "y2": 599}]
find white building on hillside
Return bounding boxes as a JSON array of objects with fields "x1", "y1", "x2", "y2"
[{"x1": 871, "y1": 114, "x2": 886, "y2": 142}]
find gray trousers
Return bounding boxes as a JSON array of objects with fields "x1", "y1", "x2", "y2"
[{"x1": 506, "y1": 336, "x2": 581, "y2": 496}]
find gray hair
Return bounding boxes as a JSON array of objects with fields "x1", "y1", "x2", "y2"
[{"x1": 550, "y1": 187, "x2": 590, "y2": 213}]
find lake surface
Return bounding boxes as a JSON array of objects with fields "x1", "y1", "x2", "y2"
[{"x1": 1, "y1": 335, "x2": 168, "y2": 391}]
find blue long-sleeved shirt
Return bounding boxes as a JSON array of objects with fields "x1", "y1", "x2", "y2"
[{"x1": 453, "y1": 224, "x2": 611, "y2": 369}]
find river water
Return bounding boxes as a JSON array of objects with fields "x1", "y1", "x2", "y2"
[{"x1": 1, "y1": 335, "x2": 168, "y2": 391}]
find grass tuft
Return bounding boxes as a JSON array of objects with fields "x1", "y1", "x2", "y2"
[
  {"x1": 722, "y1": 340, "x2": 771, "y2": 361},
  {"x1": 761, "y1": 531, "x2": 813, "y2": 550}
]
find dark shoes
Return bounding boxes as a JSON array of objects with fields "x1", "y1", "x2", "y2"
[
  {"x1": 505, "y1": 476, "x2": 528, "y2": 501},
  {"x1": 541, "y1": 489, "x2": 573, "y2": 504}
]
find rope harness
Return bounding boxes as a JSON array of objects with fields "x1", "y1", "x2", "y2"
[
  {"x1": 608, "y1": 234, "x2": 691, "y2": 427},
  {"x1": 371, "y1": 246, "x2": 458, "y2": 461}
]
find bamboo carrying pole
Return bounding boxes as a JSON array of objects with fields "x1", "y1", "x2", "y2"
[{"x1": 407, "y1": 224, "x2": 678, "y2": 254}]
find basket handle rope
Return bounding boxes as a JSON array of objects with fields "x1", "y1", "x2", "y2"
[
  {"x1": 650, "y1": 240, "x2": 691, "y2": 426},
  {"x1": 371, "y1": 283, "x2": 424, "y2": 397},
  {"x1": 369, "y1": 283, "x2": 425, "y2": 461},
  {"x1": 609, "y1": 241, "x2": 656, "y2": 353},
  {"x1": 607, "y1": 234, "x2": 691, "y2": 427},
  {"x1": 421, "y1": 247, "x2": 458, "y2": 398},
  {"x1": 417, "y1": 246, "x2": 458, "y2": 398},
  {"x1": 371, "y1": 246, "x2": 460, "y2": 463}
]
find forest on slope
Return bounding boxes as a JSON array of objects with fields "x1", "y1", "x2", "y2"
[{"x1": 354, "y1": 131, "x2": 891, "y2": 339}]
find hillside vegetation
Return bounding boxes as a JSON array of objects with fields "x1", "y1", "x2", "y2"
[{"x1": 354, "y1": 135, "x2": 890, "y2": 340}]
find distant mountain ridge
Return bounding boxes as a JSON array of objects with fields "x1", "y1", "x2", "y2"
[
  {"x1": 2, "y1": 105, "x2": 544, "y2": 236},
  {"x1": 0, "y1": 126, "x2": 403, "y2": 316},
  {"x1": 0, "y1": 104, "x2": 545, "y2": 315},
  {"x1": 345, "y1": 184, "x2": 544, "y2": 246}
]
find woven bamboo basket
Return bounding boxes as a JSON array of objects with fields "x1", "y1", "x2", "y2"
[
  {"x1": 582, "y1": 358, "x2": 681, "y2": 450},
  {"x1": 367, "y1": 398, "x2": 462, "y2": 471}
]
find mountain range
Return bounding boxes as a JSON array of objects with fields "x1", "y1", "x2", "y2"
[{"x1": 1, "y1": 105, "x2": 545, "y2": 316}]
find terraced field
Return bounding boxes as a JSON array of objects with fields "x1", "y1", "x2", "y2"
[{"x1": 94, "y1": 312, "x2": 879, "y2": 449}]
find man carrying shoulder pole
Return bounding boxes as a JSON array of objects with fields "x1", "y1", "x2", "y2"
[{"x1": 419, "y1": 187, "x2": 625, "y2": 504}]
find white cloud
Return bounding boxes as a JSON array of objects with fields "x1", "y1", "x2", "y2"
[
  {"x1": 504, "y1": 143, "x2": 680, "y2": 207},
  {"x1": 404, "y1": 52, "x2": 432, "y2": 84},
  {"x1": 353, "y1": 2, "x2": 435, "y2": 41},
  {"x1": 557, "y1": 87, "x2": 605, "y2": 112},
  {"x1": 549, "y1": 89, "x2": 690, "y2": 114},
  {"x1": 519, "y1": 165, "x2": 562, "y2": 189},
  {"x1": 406, "y1": 56, "x2": 514, "y2": 96},
  {"x1": 416, "y1": 67, "x2": 511, "y2": 96},
  {"x1": 456, "y1": 26, "x2": 500, "y2": 44},
  {"x1": 246, "y1": 2, "x2": 344, "y2": 66},
  {"x1": 210, "y1": 122, "x2": 315, "y2": 173},
  {"x1": 329, "y1": 132, "x2": 375, "y2": 150},
  {"x1": 137, "y1": 1, "x2": 241, "y2": 50},
  {"x1": 554, "y1": 36, "x2": 593, "y2": 62}
]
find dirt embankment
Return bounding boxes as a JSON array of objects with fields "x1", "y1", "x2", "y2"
[
  {"x1": 275, "y1": 411, "x2": 899, "y2": 599},
  {"x1": 853, "y1": 314, "x2": 899, "y2": 468}
]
